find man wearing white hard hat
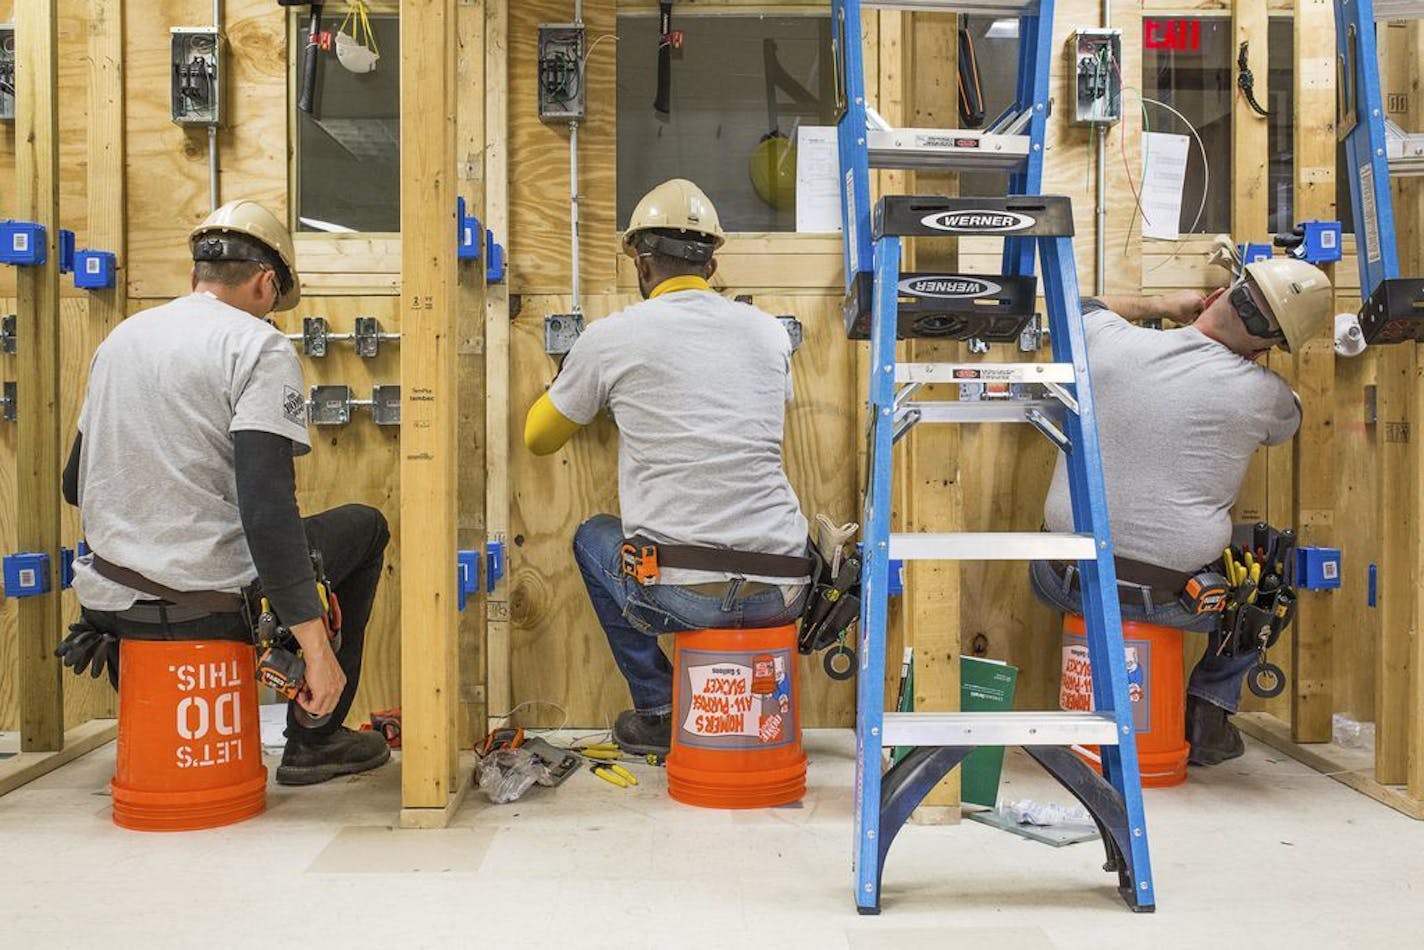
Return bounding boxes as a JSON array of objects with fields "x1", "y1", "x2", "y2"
[
  {"x1": 1031, "y1": 255, "x2": 1334, "y2": 767},
  {"x1": 524, "y1": 179, "x2": 811, "y2": 757},
  {"x1": 59, "y1": 200, "x2": 392, "y2": 786}
]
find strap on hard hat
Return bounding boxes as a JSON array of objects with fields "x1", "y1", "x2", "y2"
[
  {"x1": 193, "y1": 234, "x2": 295, "y2": 299},
  {"x1": 631, "y1": 229, "x2": 716, "y2": 264}
]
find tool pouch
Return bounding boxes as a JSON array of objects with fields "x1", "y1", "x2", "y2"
[{"x1": 798, "y1": 548, "x2": 863, "y2": 655}]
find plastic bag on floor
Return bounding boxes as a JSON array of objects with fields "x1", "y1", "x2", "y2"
[
  {"x1": 476, "y1": 747, "x2": 550, "y2": 804},
  {"x1": 1004, "y1": 799, "x2": 1092, "y2": 827}
]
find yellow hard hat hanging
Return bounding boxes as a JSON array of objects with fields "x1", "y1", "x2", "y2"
[
  {"x1": 335, "y1": 0, "x2": 380, "y2": 74},
  {"x1": 750, "y1": 131, "x2": 797, "y2": 212}
]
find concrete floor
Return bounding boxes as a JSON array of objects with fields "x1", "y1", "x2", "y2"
[{"x1": 2, "y1": 730, "x2": 1421, "y2": 950}]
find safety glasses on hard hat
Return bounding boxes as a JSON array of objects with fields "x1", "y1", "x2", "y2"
[{"x1": 1230, "y1": 281, "x2": 1287, "y2": 349}]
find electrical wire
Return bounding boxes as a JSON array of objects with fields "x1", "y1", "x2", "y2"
[
  {"x1": 1138, "y1": 94, "x2": 1212, "y2": 273},
  {"x1": 487, "y1": 699, "x2": 569, "y2": 736},
  {"x1": 581, "y1": 33, "x2": 617, "y2": 76}
]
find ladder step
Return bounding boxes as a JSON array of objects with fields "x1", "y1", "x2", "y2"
[
  {"x1": 1372, "y1": 0, "x2": 1424, "y2": 20},
  {"x1": 888, "y1": 531, "x2": 1098, "y2": 561},
  {"x1": 874, "y1": 195, "x2": 1076, "y2": 240},
  {"x1": 896, "y1": 362, "x2": 1076, "y2": 385},
  {"x1": 863, "y1": 0, "x2": 1041, "y2": 14},
  {"x1": 898, "y1": 399, "x2": 1064, "y2": 425},
  {"x1": 868, "y1": 128, "x2": 1030, "y2": 174},
  {"x1": 881, "y1": 711, "x2": 1121, "y2": 748},
  {"x1": 1386, "y1": 119, "x2": 1424, "y2": 177},
  {"x1": 843, "y1": 271, "x2": 1037, "y2": 340}
]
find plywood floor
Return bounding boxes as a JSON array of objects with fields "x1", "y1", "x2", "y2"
[{"x1": 2, "y1": 731, "x2": 1421, "y2": 949}]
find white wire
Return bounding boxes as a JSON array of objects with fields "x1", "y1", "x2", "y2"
[
  {"x1": 487, "y1": 699, "x2": 569, "y2": 736},
  {"x1": 581, "y1": 33, "x2": 617, "y2": 76},
  {"x1": 1129, "y1": 94, "x2": 1212, "y2": 275}
]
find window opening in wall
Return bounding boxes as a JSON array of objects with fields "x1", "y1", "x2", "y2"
[
  {"x1": 1141, "y1": 17, "x2": 1232, "y2": 235},
  {"x1": 616, "y1": 14, "x2": 836, "y2": 233},
  {"x1": 957, "y1": 16, "x2": 1019, "y2": 200},
  {"x1": 295, "y1": 14, "x2": 400, "y2": 233}
]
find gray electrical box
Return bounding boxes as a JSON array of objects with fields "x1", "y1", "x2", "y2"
[
  {"x1": 538, "y1": 24, "x2": 586, "y2": 122},
  {"x1": 0, "y1": 25, "x2": 14, "y2": 123},
  {"x1": 1069, "y1": 29, "x2": 1122, "y2": 127},
  {"x1": 309, "y1": 385, "x2": 352, "y2": 426},
  {"x1": 544, "y1": 313, "x2": 584, "y2": 355},
  {"x1": 171, "y1": 28, "x2": 223, "y2": 126}
]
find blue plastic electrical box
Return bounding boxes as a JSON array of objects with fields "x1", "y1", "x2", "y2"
[
  {"x1": 3, "y1": 551, "x2": 51, "y2": 598},
  {"x1": 457, "y1": 549, "x2": 481, "y2": 612},
  {"x1": 1296, "y1": 546, "x2": 1341, "y2": 590},
  {"x1": 486, "y1": 540, "x2": 506, "y2": 594},
  {"x1": 58, "y1": 229, "x2": 75, "y2": 274},
  {"x1": 1238, "y1": 243, "x2": 1273, "y2": 266},
  {"x1": 74, "y1": 250, "x2": 117, "y2": 290},
  {"x1": 1299, "y1": 220, "x2": 1342, "y2": 264},
  {"x1": 887, "y1": 559, "x2": 905, "y2": 597},
  {"x1": 456, "y1": 197, "x2": 483, "y2": 262},
  {"x1": 60, "y1": 547, "x2": 75, "y2": 590},
  {"x1": 486, "y1": 230, "x2": 506, "y2": 284},
  {"x1": 0, "y1": 221, "x2": 47, "y2": 266}
]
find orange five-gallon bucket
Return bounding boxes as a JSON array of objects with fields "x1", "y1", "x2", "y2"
[
  {"x1": 667, "y1": 624, "x2": 806, "y2": 808},
  {"x1": 1060, "y1": 614, "x2": 1189, "y2": 788},
  {"x1": 111, "y1": 639, "x2": 267, "y2": 831}
]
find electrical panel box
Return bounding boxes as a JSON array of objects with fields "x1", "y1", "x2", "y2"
[
  {"x1": 171, "y1": 28, "x2": 223, "y2": 127},
  {"x1": 1069, "y1": 29, "x2": 1122, "y2": 126},
  {"x1": 3, "y1": 551, "x2": 50, "y2": 599},
  {"x1": 0, "y1": 221, "x2": 46, "y2": 266},
  {"x1": 537, "y1": 24, "x2": 586, "y2": 122},
  {"x1": 74, "y1": 250, "x2": 117, "y2": 290},
  {"x1": 0, "y1": 24, "x2": 14, "y2": 122}
]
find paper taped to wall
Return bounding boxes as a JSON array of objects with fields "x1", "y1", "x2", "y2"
[
  {"x1": 1139, "y1": 131, "x2": 1190, "y2": 241},
  {"x1": 796, "y1": 125, "x2": 842, "y2": 233}
]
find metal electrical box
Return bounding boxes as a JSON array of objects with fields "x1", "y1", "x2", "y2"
[
  {"x1": 537, "y1": 24, "x2": 586, "y2": 122},
  {"x1": 1069, "y1": 29, "x2": 1122, "y2": 126},
  {"x1": 171, "y1": 28, "x2": 223, "y2": 126},
  {"x1": 0, "y1": 25, "x2": 14, "y2": 123}
]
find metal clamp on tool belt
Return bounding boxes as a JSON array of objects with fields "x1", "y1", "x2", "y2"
[{"x1": 1051, "y1": 558, "x2": 1188, "y2": 614}]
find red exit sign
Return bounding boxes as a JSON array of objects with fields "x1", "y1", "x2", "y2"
[{"x1": 1144, "y1": 18, "x2": 1201, "y2": 52}]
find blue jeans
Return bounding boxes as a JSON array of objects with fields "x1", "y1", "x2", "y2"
[
  {"x1": 573, "y1": 514, "x2": 808, "y2": 715},
  {"x1": 1029, "y1": 559, "x2": 1256, "y2": 713}
]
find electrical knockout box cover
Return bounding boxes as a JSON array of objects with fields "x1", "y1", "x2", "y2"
[
  {"x1": 75, "y1": 251, "x2": 117, "y2": 290},
  {"x1": 1069, "y1": 29, "x2": 1122, "y2": 126},
  {"x1": 538, "y1": 24, "x2": 586, "y2": 122},
  {"x1": 3, "y1": 551, "x2": 51, "y2": 599}
]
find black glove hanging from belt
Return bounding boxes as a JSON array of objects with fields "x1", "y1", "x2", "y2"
[{"x1": 55, "y1": 622, "x2": 120, "y2": 689}]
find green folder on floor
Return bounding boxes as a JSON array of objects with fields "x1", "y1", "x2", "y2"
[{"x1": 892, "y1": 653, "x2": 1019, "y2": 808}]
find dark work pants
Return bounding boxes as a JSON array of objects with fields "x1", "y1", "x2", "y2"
[{"x1": 82, "y1": 504, "x2": 390, "y2": 738}]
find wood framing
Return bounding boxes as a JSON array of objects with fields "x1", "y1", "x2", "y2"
[
  {"x1": 14, "y1": 0, "x2": 64, "y2": 753},
  {"x1": 399, "y1": 0, "x2": 461, "y2": 817},
  {"x1": 0, "y1": 719, "x2": 116, "y2": 797},
  {"x1": 484, "y1": 0, "x2": 512, "y2": 724},
  {"x1": 1288, "y1": 0, "x2": 1336, "y2": 743}
]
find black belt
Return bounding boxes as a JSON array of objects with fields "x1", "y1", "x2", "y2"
[
  {"x1": 90, "y1": 553, "x2": 248, "y2": 614},
  {"x1": 622, "y1": 537, "x2": 815, "y2": 585},
  {"x1": 115, "y1": 602, "x2": 223, "y2": 625},
  {"x1": 1050, "y1": 560, "x2": 1184, "y2": 613}
]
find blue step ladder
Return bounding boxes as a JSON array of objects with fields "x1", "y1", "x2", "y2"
[
  {"x1": 832, "y1": 0, "x2": 1157, "y2": 915},
  {"x1": 1336, "y1": 0, "x2": 1424, "y2": 344}
]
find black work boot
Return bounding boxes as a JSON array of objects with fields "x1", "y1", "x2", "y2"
[
  {"x1": 1186, "y1": 696, "x2": 1246, "y2": 767},
  {"x1": 613, "y1": 709, "x2": 672, "y2": 758},
  {"x1": 277, "y1": 726, "x2": 392, "y2": 786}
]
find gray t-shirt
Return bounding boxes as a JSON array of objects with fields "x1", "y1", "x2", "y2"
[
  {"x1": 549, "y1": 288, "x2": 809, "y2": 585},
  {"x1": 72, "y1": 293, "x2": 312, "y2": 610},
  {"x1": 1043, "y1": 306, "x2": 1300, "y2": 573}
]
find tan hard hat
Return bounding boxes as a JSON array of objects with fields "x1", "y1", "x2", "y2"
[
  {"x1": 190, "y1": 200, "x2": 302, "y2": 311},
  {"x1": 1243, "y1": 258, "x2": 1333, "y2": 352},
  {"x1": 622, "y1": 178, "x2": 727, "y2": 258}
]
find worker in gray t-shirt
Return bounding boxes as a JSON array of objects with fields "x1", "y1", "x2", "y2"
[
  {"x1": 524, "y1": 180, "x2": 810, "y2": 757},
  {"x1": 1032, "y1": 257, "x2": 1333, "y2": 767},
  {"x1": 58, "y1": 200, "x2": 391, "y2": 786}
]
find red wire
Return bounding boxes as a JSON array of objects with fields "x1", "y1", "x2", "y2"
[{"x1": 1108, "y1": 56, "x2": 1152, "y2": 234}]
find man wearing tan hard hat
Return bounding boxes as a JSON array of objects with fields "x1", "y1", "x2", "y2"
[
  {"x1": 58, "y1": 199, "x2": 392, "y2": 786},
  {"x1": 524, "y1": 179, "x2": 812, "y2": 757},
  {"x1": 1031, "y1": 252, "x2": 1333, "y2": 768}
]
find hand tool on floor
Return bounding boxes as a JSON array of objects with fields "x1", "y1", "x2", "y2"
[
  {"x1": 522, "y1": 737, "x2": 582, "y2": 787},
  {"x1": 476, "y1": 726, "x2": 526, "y2": 757},
  {"x1": 361, "y1": 707, "x2": 401, "y2": 748},
  {"x1": 574, "y1": 741, "x2": 623, "y2": 760},
  {"x1": 590, "y1": 761, "x2": 638, "y2": 788}
]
